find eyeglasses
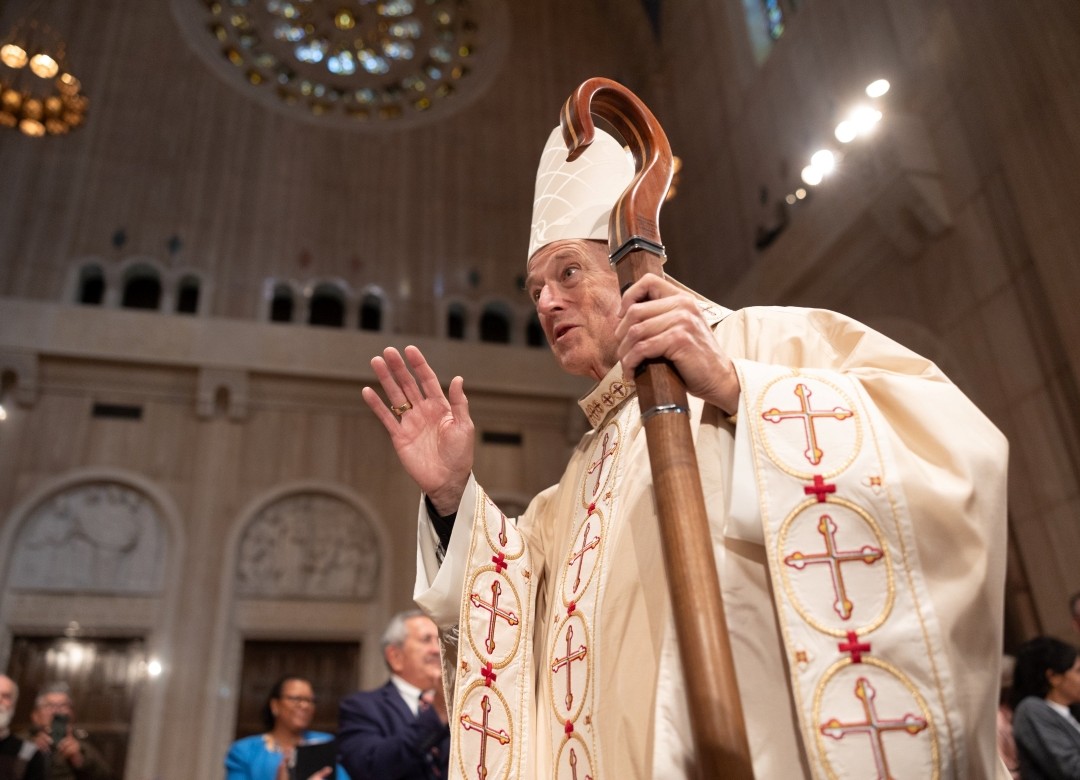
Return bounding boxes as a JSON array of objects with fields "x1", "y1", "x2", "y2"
[{"x1": 280, "y1": 695, "x2": 316, "y2": 706}]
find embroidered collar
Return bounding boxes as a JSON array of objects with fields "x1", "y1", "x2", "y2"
[
  {"x1": 576, "y1": 292, "x2": 731, "y2": 429},
  {"x1": 578, "y1": 366, "x2": 636, "y2": 429}
]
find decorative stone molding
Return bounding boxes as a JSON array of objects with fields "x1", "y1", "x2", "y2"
[
  {"x1": 236, "y1": 492, "x2": 380, "y2": 601},
  {"x1": 197, "y1": 368, "x2": 249, "y2": 421},
  {"x1": 7, "y1": 481, "x2": 167, "y2": 594}
]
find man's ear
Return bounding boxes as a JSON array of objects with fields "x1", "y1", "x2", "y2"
[{"x1": 385, "y1": 645, "x2": 403, "y2": 674}]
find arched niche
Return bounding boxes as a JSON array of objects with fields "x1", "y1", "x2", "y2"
[
  {"x1": 479, "y1": 299, "x2": 513, "y2": 344},
  {"x1": 120, "y1": 261, "x2": 164, "y2": 311},
  {"x1": 5, "y1": 478, "x2": 174, "y2": 595},
  {"x1": 0, "y1": 469, "x2": 185, "y2": 780},
  {"x1": 199, "y1": 482, "x2": 390, "y2": 780},
  {"x1": 235, "y1": 490, "x2": 381, "y2": 601},
  {"x1": 307, "y1": 281, "x2": 347, "y2": 328}
]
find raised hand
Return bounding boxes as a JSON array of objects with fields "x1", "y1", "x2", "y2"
[
  {"x1": 615, "y1": 275, "x2": 741, "y2": 415},
  {"x1": 362, "y1": 345, "x2": 474, "y2": 515}
]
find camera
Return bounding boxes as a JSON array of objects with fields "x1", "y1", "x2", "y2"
[{"x1": 49, "y1": 713, "x2": 69, "y2": 745}]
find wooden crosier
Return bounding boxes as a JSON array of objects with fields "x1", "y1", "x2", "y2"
[{"x1": 559, "y1": 77, "x2": 754, "y2": 779}]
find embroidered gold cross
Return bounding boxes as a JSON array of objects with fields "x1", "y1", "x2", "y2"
[
  {"x1": 551, "y1": 623, "x2": 588, "y2": 711},
  {"x1": 569, "y1": 746, "x2": 594, "y2": 780},
  {"x1": 567, "y1": 521, "x2": 600, "y2": 592},
  {"x1": 820, "y1": 676, "x2": 927, "y2": 779},
  {"x1": 469, "y1": 579, "x2": 519, "y2": 653},
  {"x1": 784, "y1": 514, "x2": 883, "y2": 620},
  {"x1": 762, "y1": 382, "x2": 853, "y2": 465},
  {"x1": 460, "y1": 694, "x2": 511, "y2": 780},
  {"x1": 585, "y1": 431, "x2": 617, "y2": 497}
]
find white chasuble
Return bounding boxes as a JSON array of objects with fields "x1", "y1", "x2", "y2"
[{"x1": 414, "y1": 304, "x2": 1009, "y2": 780}]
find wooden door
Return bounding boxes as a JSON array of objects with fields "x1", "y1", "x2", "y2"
[
  {"x1": 7, "y1": 635, "x2": 146, "y2": 778},
  {"x1": 235, "y1": 639, "x2": 361, "y2": 739}
]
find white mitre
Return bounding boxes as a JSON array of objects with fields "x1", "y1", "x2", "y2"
[{"x1": 527, "y1": 125, "x2": 635, "y2": 262}]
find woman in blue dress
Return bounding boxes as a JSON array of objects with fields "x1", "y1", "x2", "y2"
[{"x1": 225, "y1": 675, "x2": 348, "y2": 780}]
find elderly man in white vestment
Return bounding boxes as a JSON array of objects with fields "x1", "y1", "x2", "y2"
[{"x1": 362, "y1": 126, "x2": 1010, "y2": 779}]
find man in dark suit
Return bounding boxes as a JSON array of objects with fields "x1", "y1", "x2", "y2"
[{"x1": 338, "y1": 610, "x2": 450, "y2": 779}]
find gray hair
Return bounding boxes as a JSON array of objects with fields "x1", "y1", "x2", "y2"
[
  {"x1": 34, "y1": 681, "x2": 72, "y2": 709},
  {"x1": 380, "y1": 609, "x2": 427, "y2": 669}
]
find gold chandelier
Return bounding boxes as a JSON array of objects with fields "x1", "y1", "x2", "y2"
[{"x1": 0, "y1": 15, "x2": 88, "y2": 136}]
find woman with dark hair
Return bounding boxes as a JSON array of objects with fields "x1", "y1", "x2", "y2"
[
  {"x1": 225, "y1": 675, "x2": 347, "y2": 780},
  {"x1": 1010, "y1": 636, "x2": 1080, "y2": 779}
]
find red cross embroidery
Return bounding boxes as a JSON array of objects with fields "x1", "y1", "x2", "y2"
[
  {"x1": 585, "y1": 432, "x2": 617, "y2": 497},
  {"x1": 491, "y1": 551, "x2": 507, "y2": 573},
  {"x1": 567, "y1": 521, "x2": 601, "y2": 592},
  {"x1": 483, "y1": 496, "x2": 508, "y2": 546},
  {"x1": 569, "y1": 746, "x2": 594, "y2": 780},
  {"x1": 820, "y1": 677, "x2": 927, "y2": 779},
  {"x1": 459, "y1": 694, "x2": 510, "y2": 780},
  {"x1": 784, "y1": 515, "x2": 884, "y2": 620},
  {"x1": 551, "y1": 623, "x2": 588, "y2": 711},
  {"x1": 839, "y1": 631, "x2": 872, "y2": 663},
  {"x1": 480, "y1": 661, "x2": 497, "y2": 687},
  {"x1": 805, "y1": 474, "x2": 836, "y2": 503},
  {"x1": 762, "y1": 383, "x2": 854, "y2": 465},
  {"x1": 469, "y1": 579, "x2": 520, "y2": 654}
]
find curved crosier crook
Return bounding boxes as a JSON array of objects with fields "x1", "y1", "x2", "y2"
[{"x1": 559, "y1": 77, "x2": 674, "y2": 260}]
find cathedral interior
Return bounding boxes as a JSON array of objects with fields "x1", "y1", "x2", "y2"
[{"x1": 1, "y1": 0, "x2": 1078, "y2": 776}]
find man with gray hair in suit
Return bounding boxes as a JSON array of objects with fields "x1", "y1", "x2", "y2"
[{"x1": 338, "y1": 610, "x2": 450, "y2": 779}]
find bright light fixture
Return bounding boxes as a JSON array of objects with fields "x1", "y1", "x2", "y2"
[
  {"x1": 0, "y1": 403, "x2": 6, "y2": 421},
  {"x1": 147, "y1": 659, "x2": 163, "y2": 677},
  {"x1": 810, "y1": 149, "x2": 835, "y2": 174},
  {"x1": 801, "y1": 165, "x2": 823, "y2": 186},
  {"x1": 850, "y1": 105, "x2": 883, "y2": 135},
  {"x1": 29, "y1": 52, "x2": 58, "y2": 78},
  {"x1": 834, "y1": 120, "x2": 856, "y2": 143},
  {"x1": 866, "y1": 79, "x2": 890, "y2": 98},
  {"x1": 0, "y1": 43, "x2": 27, "y2": 69}
]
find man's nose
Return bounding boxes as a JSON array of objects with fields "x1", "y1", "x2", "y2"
[{"x1": 535, "y1": 284, "x2": 562, "y2": 313}]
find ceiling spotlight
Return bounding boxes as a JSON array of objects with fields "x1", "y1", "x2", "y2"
[
  {"x1": 0, "y1": 43, "x2": 28, "y2": 69},
  {"x1": 29, "y1": 52, "x2": 59, "y2": 78},
  {"x1": 801, "y1": 165, "x2": 823, "y2": 186},
  {"x1": 866, "y1": 79, "x2": 890, "y2": 98},
  {"x1": 835, "y1": 120, "x2": 856, "y2": 143},
  {"x1": 795, "y1": 188, "x2": 807, "y2": 200},
  {"x1": 850, "y1": 105, "x2": 883, "y2": 135},
  {"x1": 810, "y1": 149, "x2": 835, "y2": 174},
  {"x1": 0, "y1": 403, "x2": 7, "y2": 421}
]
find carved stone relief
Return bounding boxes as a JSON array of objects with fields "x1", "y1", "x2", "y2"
[
  {"x1": 9, "y1": 482, "x2": 166, "y2": 594},
  {"x1": 236, "y1": 492, "x2": 379, "y2": 600}
]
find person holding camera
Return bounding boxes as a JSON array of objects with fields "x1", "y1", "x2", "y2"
[{"x1": 24, "y1": 683, "x2": 112, "y2": 780}]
